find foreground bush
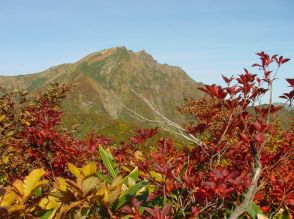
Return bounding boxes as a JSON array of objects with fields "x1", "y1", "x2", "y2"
[
  {"x1": 0, "y1": 52, "x2": 293, "y2": 218},
  {"x1": 0, "y1": 146, "x2": 150, "y2": 218}
]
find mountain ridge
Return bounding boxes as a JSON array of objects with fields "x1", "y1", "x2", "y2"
[
  {"x1": 0, "y1": 47, "x2": 293, "y2": 137},
  {"x1": 0, "y1": 47, "x2": 205, "y2": 138}
]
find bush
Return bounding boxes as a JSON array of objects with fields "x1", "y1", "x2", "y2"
[{"x1": 0, "y1": 52, "x2": 293, "y2": 218}]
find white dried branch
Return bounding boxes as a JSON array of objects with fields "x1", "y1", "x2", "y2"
[
  {"x1": 123, "y1": 86, "x2": 208, "y2": 153},
  {"x1": 128, "y1": 86, "x2": 207, "y2": 147}
]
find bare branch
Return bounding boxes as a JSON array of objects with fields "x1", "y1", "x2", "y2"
[
  {"x1": 123, "y1": 86, "x2": 208, "y2": 153},
  {"x1": 229, "y1": 159, "x2": 262, "y2": 219}
]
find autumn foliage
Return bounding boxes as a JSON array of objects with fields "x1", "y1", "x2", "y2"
[{"x1": 0, "y1": 52, "x2": 293, "y2": 218}]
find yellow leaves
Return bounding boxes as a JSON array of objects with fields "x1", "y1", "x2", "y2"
[
  {"x1": 220, "y1": 158, "x2": 231, "y2": 167},
  {"x1": 7, "y1": 204, "x2": 25, "y2": 213},
  {"x1": 111, "y1": 175, "x2": 123, "y2": 188},
  {"x1": 0, "y1": 161, "x2": 149, "y2": 218},
  {"x1": 3, "y1": 122, "x2": 12, "y2": 129},
  {"x1": 21, "y1": 119, "x2": 31, "y2": 126},
  {"x1": 68, "y1": 163, "x2": 81, "y2": 179},
  {"x1": 12, "y1": 180, "x2": 24, "y2": 197},
  {"x1": 257, "y1": 214, "x2": 269, "y2": 219},
  {"x1": 39, "y1": 196, "x2": 61, "y2": 219},
  {"x1": 68, "y1": 162, "x2": 97, "y2": 181},
  {"x1": 147, "y1": 185, "x2": 157, "y2": 194},
  {"x1": 46, "y1": 171, "x2": 124, "y2": 213},
  {"x1": 23, "y1": 168, "x2": 47, "y2": 198},
  {"x1": 81, "y1": 162, "x2": 97, "y2": 176},
  {"x1": 134, "y1": 150, "x2": 145, "y2": 161},
  {"x1": 97, "y1": 178, "x2": 123, "y2": 205},
  {"x1": 81, "y1": 176, "x2": 100, "y2": 195},
  {"x1": 0, "y1": 168, "x2": 47, "y2": 218},
  {"x1": 1, "y1": 168, "x2": 47, "y2": 203},
  {"x1": 5, "y1": 131, "x2": 14, "y2": 137},
  {"x1": 95, "y1": 182, "x2": 107, "y2": 197},
  {"x1": 39, "y1": 196, "x2": 61, "y2": 210},
  {"x1": 149, "y1": 170, "x2": 165, "y2": 182},
  {"x1": 67, "y1": 163, "x2": 98, "y2": 195},
  {"x1": 56, "y1": 177, "x2": 67, "y2": 192},
  {"x1": 24, "y1": 110, "x2": 31, "y2": 116},
  {"x1": 0, "y1": 190, "x2": 16, "y2": 207},
  {"x1": 100, "y1": 185, "x2": 110, "y2": 204},
  {"x1": 121, "y1": 165, "x2": 132, "y2": 172},
  {"x1": 126, "y1": 177, "x2": 136, "y2": 188},
  {"x1": 56, "y1": 200, "x2": 84, "y2": 218},
  {"x1": 0, "y1": 115, "x2": 5, "y2": 122},
  {"x1": 7, "y1": 146, "x2": 15, "y2": 152},
  {"x1": 0, "y1": 189, "x2": 25, "y2": 216},
  {"x1": 2, "y1": 156, "x2": 9, "y2": 164}
]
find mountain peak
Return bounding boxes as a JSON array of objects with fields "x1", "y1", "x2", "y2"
[
  {"x1": 0, "y1": 47, "x2": 206, "y2": 134},
  {"x1": 76, "y1": 47, "x2": 161, "y2": 75},
  {"x1": 136, "y1": 50, "x2": 156, "y2": 63}
]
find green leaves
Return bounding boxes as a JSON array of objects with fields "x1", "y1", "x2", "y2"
[
  {"x1": 273, "y1": 208, "x2": 291, "y2": 219},
  {"x1": 113, "y1": 180, "x2": 149, "y2": 211},
  {"x1": 97, "y1": 148, "x2": 148, "y2": 212},
  {"x1": 99, "y1": 145, "x2": 118, "y2": 178},
  {"x1": 40, "y1": 209, "x2": 58, "y2": 219},
  {"x1": 246, "y1": 202, "x2": 266, "y2": 219},
  {"x1": 34, "y1": 187, "x2": 42, "y2": 198},
  {"x1": 123, "y1": 167, "x2": 139, "y2": 185}
]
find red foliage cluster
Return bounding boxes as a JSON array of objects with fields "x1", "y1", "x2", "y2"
[
  {"x1": 1, "y1": 52, "x2": 293, "y2": 218},
  {"x1": 113, "y1": 52, "x2": 294, "y2": 217},
  {"x1": 3, "y1": 84, "x2": 111, "y2": 178},
  {"x1": 130, "y1": 127, "x2": 159, "y2": 144}
]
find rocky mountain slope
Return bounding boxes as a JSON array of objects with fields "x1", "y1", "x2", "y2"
[{"x1": 0, "y1": 47, "x2": 204, "y2": 137}]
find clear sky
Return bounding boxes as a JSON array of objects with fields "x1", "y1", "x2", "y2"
[{"x1": 0, "y1": 0, "x2": 293, "y2": 102}]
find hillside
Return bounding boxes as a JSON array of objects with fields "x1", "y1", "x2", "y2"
[{"x1": 0, "y1": 47, "x2": 204, "y2": 138}]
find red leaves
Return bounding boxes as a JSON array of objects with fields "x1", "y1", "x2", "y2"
[
  {"x1": 286, "y1": 78, "x2": 294, "y2": 89},
  {"x1": 254, "y1": 51, "x2": 290, "y2": 69},
  {"x1": 255, "y1": 133, "x2": 265, "y2": 143},
  {"x1": 144, "y1": 205, "x2": 172, "y2": 219},
  {"x1": 73, "y1": 132, "x2": 111, "y2": 154},
  {"x1": 260, "y1": 206, "x2": 270, "y2": 212},
  {"x1": 282, "y1": 79, "x2": 294, "y2": 105},
  {"x1": 236, "y1": 71, "x2": 256, "y2": 85},
  {"x1": 279, "y1": 91, "x2": 294, "y2": 106},
  {"x1": 222, "y1": 75, "x2": 234, "y2": 84},
  {"x1": 254, "y1": 105, "x2": 283, "y2": 117},
  {"x1": 253, "y1": 120, "x2": 268, "y2": 132},
  {"x1": 177, "y1": 52, "x2": 293, "y2": 216},
  {"x1": 255, "y1": 51, "x2": 273, "y2": 70},
  {"x1": 198, "y1": 84, "x2": 227, "y2": 99},
  {"x1": 275, "y1": 56, "x2": 290, "y2": 66},
  {"x1": 120, "y1": 198, "x2": 142, "y2": 219},
  {"x1": 1, "y1": 52, "x2": 293, "y2": 217},
  {"x1": 130, "y1": 128, "x2": 158, "y2": 144},
  {"x1": 225, "y1": 85, "x2": 241, "y2": 96},
  {"x1": 5, "y1": 84, "x2": 113, "y2": 177},
  {"x1": 204, "y1": 168, "x2": 249, "y2": 198}
]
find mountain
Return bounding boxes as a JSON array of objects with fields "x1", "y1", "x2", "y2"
[{"x1": 0, "y1": 47, "x2": 204, "y2": 138}]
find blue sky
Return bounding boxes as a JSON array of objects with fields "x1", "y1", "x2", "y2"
[{"x1": 0, "y1": 0, "x2": 293, "y2": 102}]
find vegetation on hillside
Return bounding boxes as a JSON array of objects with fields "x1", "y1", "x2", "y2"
[
  {"x1": 0, "y1": 52, "x2": 293, "y2": 218},
  {"x1": 0, "y1": 47, "x2": 205, "y2": 137}
]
